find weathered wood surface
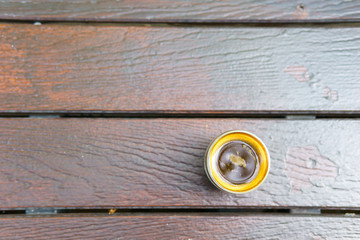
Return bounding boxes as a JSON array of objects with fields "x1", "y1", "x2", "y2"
[
  {"x1": 1, "y1": 0, "x2": 360, "y2": 22},
  {"x1": 1, "y1": 118, "x2": 359, "y2": 209},
  {"x1": 0, "y1": 214, "x2": 359, "y2": 239},
  {"x1": 1, "y1": 24, "x2": 360, "y2": 112}
]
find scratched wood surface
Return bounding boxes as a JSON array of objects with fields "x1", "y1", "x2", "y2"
[
  {"x1": 1, "y1": 0, "x2": 360, "y2": 22},
  {"x1": 1, "y1": 0, "x2": 359, "y2": 238},
  {"x1": 1, "y1": 118, "x2": 359, "y2": 209},
  {"x1": 1, "y1": 24, "x2": 360, "y2": 112},
  {"x1": 0, "y1": 214, "x2": 359, "y2": 239}
]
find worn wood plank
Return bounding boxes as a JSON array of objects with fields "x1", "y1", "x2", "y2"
[
  {"x1": 1, "y1": 0, "x2": 360, "y2": 22},
  {"x1": 1, "y1": 118, "x2": 359, "y2": 209},
  {"x1": 0, "y1": 214, "x2": 359, "y2": 239},
  {"x1": 1, "y1": 24, "x2": 360, "y2": 112}
]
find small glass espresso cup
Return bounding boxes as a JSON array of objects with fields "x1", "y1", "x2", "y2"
[{"x1": 204, "y1": 130, "x2": 270, "y2": 194}]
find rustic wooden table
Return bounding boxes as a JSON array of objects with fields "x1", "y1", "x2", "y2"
[{"x1": 1, "y1": 1, "x2": 360, "y2": 239}]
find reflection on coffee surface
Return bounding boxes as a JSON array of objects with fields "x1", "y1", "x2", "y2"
[{"x1": 217, "y1": 141, "x2": 258, "y2": 184}]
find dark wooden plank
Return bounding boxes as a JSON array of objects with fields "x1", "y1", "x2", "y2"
[
  {"x1": 1, "y1": 118, "x2": 359, "y2": 209},
  {"x1": 1, "y1": 24, "x2": 360, "y2": 112},
  {"x1": 0, "y1": 214, "x2": 359, "y2": 239},
  {"x1": 1, "y1": 0, "x2": 360, "y2": 22}
]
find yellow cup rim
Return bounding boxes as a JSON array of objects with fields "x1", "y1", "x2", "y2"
[{"x1": 205, "y1": 130, "x2": 270, "y2": 194}]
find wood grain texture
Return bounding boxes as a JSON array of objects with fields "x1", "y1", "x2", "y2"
[
  {"x1": 0, "y1": 214, "x2": 359, "y2": 239},
  {"x1": 1, "y1": 118, "x2": 359, "y2": 209},
  {"x1": 1, "y1": 0, "x2": 360, "y2": 22},
  {"x1": 1, "y1": 23, "x2": 360, "y2": 112}
]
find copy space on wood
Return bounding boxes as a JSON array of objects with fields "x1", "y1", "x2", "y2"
[
  {"x1": 0, "y1": 214, "x2": 358, "y2": 239},
  {"x1": 1, "y1": 119, "x2": 359, "y2": 209},
  {"x1": 0, "y1": 0, "x2": 359, "y2": 22},
  {"x1": 1, "y1": 24, "x2": 360, "y2": 112}
]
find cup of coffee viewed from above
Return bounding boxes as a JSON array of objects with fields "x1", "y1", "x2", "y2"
[{"x1": 204, "y1": 130, "x2": 270, "y2": 194}]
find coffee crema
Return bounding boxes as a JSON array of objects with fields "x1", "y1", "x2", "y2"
[{"x1": 217, "y1": 141, "x2": 258, "y2": 184}]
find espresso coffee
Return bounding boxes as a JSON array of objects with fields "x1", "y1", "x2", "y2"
[{"x1": 217, "y1": 141, "x2": 258, "y2": 184}]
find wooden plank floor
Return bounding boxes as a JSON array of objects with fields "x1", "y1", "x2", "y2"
[
  {"x1": 1, "y1": 24, "x2": 360, "y2": 112},
  {"x1": 0, "y1": 214, "x2": 359, "y2": 239},
  {"x1": 1, "y1": 0, "x2": 360, "y2": 22},
  {"x1": 1, "y1": 118, "x2": 359, "y2": 209},
  {"x1": 1, "y1": 0, "x2": 359, "y2": 238}
]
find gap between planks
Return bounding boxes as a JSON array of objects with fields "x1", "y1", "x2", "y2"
[
  {"x1": 2, "y1": 20, "x2": 360, "y2": 28},
  {"x1": 2, "y1": 111, "x2": 360, "y2": 119},
  {"x1": 1, "y1": 208, "x2": 359, "y2": 217}
]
